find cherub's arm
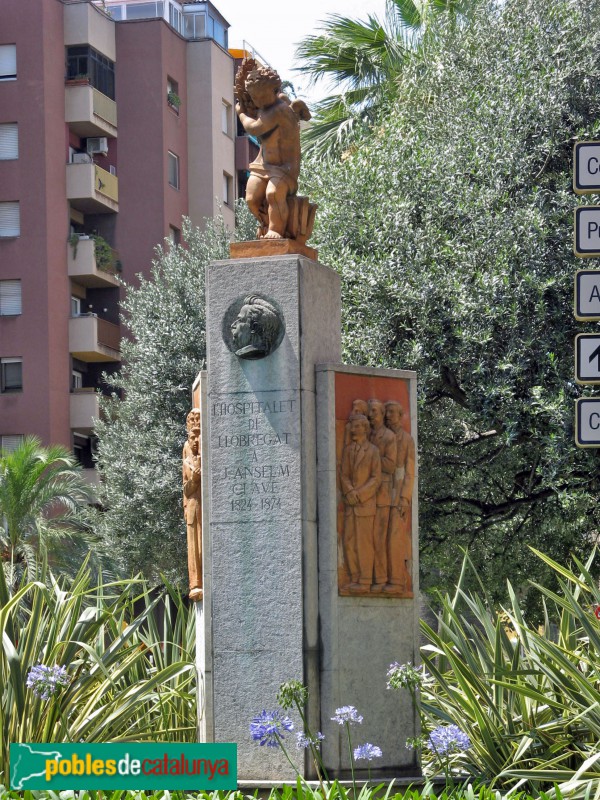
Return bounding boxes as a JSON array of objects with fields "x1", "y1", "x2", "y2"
[{"x1": 236, "y1": 106, "x2": 273, "y2": 136}]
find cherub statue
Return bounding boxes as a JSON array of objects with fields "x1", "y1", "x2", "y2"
[{"x1": 235, "y1": 58, "x2": 315, "y2": 243}]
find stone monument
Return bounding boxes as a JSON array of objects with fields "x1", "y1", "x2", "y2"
[{"x1": 192, "y1": 56, "x2": 420, "y2": 782}]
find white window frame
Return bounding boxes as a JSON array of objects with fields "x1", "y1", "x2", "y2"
[
  {"x1": 0, "y1": 280, "x2": 21, "y2": 315},
  {"x1": 0, "y1": 202, "x2": 20, "y2": 237},
  {"x1": 0, "y1": 45, "x2": 17, "y2": 81},
  {"x1": 168, "y1": 151, "x2": 180, "y2": 189},
  {"x1": 0, "y1": 123, "x2": 18, "y2": 160},
  {"x1": 71, "y1": 296, "x2": 82, "y2": 317},
  {"x1": 223, "y1": 172, "x2": 233, "y2": 206},
  {"x1": 0, "y1": 357, "x2": 22, "y2": 393},
  {"x1": 221, "y1": 100, "x2": 232, "y2": 136},
  {"x1": 72, "y1": 370, "x2": 83, "y2": 390}
]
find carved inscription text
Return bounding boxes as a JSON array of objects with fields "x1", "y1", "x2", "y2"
[{"x1": 210, "y1": 393, "x2": 299, "y2": 520}]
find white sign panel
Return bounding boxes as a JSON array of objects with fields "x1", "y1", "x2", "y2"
[
  {"x1": 574, "y1": 207, "x2": 600, "y2": 257},
  {"x1": 574, "y1": 142, "x2": 600, "y2": 194},
  {"x1": 575, "y1": 334, "x2": 600, "y2": 384},
  {"x1": 574, "y1": 270, "x2": 600, "y2": 320},
  {"x1": 575, "y1": 398, "x2": 600, "y2": 448}
]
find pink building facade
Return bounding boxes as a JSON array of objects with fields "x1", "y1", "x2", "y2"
[{"x1": 0, "y1": 0, "x2": 236, "y2": 476}]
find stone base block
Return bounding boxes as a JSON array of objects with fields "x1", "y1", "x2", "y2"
[{"x1": 230, "y1": 239, "x2": 318, "y2": 261}]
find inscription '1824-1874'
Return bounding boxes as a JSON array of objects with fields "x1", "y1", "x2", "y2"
[{"x1": 209, "y1": 393, "x2": 299, "y2": 520}]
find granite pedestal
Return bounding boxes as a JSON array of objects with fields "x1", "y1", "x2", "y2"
[{"x1": 202, "y1": 255, "x2": 341, "y2": 780}]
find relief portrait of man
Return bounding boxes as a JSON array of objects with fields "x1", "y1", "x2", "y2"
[
  {"x1": 368, "y1": 399, "x2": 397, "y2": 592},
  {"x1": 384, "y1": 400, "x2": 415, "y2": 593},
  {"x1": 230, "y1": 295, "x2": 282, "y2": 360},
  {"x1": 339, "y1": 413, "x2": 382, "y2": 593}
]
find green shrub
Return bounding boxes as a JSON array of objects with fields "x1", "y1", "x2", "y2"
[
  {"x1": 0, "y1": 561, "x2": 196, "y2": 780},
  {"x1": 411, "y1": 550, "x2": 600, "y2": 797}
]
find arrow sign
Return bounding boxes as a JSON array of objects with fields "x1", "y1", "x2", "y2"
[
  {"x1": 575, "y1": 398, "x2": 600, "y2": 447},
  {"x1": 574, "y1": 270, "x2": 600, "y2": 320},
  {"x1": 575, "y1": 334, "x2": 600, "y2": 384},
  {"x1": 574, "y1": 207, "x2": 600, "y2": 256},
  {"x1": 574, "y1": 142, "x2": 600, "y2": 194}
]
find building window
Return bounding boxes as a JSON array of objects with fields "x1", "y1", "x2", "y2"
[
  {"x1": 222, "y1": 101, "x2": 232, "y2": 136},
  {"x1": 168, "y1": 151, "x2": 180, "y2": 189},
  {"x1": 0, "y1": 434, "x2": 23, "y2": 453},
  {"x1": 126, "y1": 1, "x2": 164, "y2": 20},
  {"x1": 223, "y1": 172, "x2": 233, "y2": 206},
  {"x1": 167, "y1": 77, "x2": 181, "y2": 112},
  {"x1": 71, "y1": 296, "x2": 82, "y2": 317},
  {"x1": 169, "y1": 3, "x2": 182, "y2": 33},
  {"x1": 66, "y1": 46, "x2": 115, "y2": 100},
  {"x1": 169, "y1": 225, "x2": 181, "y2": 246},
  {"x1": 0, "y1": 280, "x2": 21, "y2": 315},
  {"x1": 0, "y1": 123, "x2": 18, "y2": 160},
  {"x1": 0, "y1": 45, "x2": 17, "y2": 81},
  {"x1": 72, "y1": 370, "x2": 83, "y2": 390},
  {"x1": 0, "y1": 202, "x2": 20, "y2": 237},
  {"x1": 183, "y1": 10, "x2": 206, "y2": 38},
  {"x1": 0, "y1": 358, "x2": 22, "y2": 393}
]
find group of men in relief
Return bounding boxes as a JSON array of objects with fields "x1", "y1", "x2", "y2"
[{"x1": 340, "y1": 399, "x2": 415, "y2": 595}]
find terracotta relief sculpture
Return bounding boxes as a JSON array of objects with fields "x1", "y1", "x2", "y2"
[
  {"x1": 385, "y1": 401, "x2": 415, "y2": 593},
  {"x1": 183, "y1": 408, "x2": 203, "y2": 602},
  {"x1": 337, "y1": 396, "x2": 415, "y2": 597},
  {"x1": 234, "y1": 58, "x2": 317, "y2": 246},
  {"x1": 368, "y1": 399, "x2": 397, "y2": 593},
  {"x1": 340, "y1": 414, "x2": 382, "y2": 593}
]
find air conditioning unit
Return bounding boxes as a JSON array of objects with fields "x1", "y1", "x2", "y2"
[
  {"x1": 87, "y1": 137, "x2": 109, "y2": 156},
  {"x1": 72, "y1": 152, "x2": 92, "y2": 164}
]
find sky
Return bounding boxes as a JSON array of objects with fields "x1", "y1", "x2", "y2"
[{"x1": 214, "y1": 0, "x2": 389, "y2": 105}]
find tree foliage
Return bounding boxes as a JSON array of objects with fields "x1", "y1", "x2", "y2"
[
  {"x1": 301, "y1": 0, "x2": 600, "y2": 607},
  {"x1": 93, "y1": 219, "x2": 230, "y2": 585},
  {"x1": 295, "y1": 0, "x2": 480, "y2": 154},
  {"x1": 0, "y1": 437, "x2": 95, "y2": 587}
]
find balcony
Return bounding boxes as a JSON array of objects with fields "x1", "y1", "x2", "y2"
[
  {"x1": 68, "y1": 236, "x2": 120, "y2": 288},
  {"x1": 70, "y1": 388, "x2": 100, "y2": 433},
  {"x1": 65, "y1": 83, "x2": 117, "y2": 138},
  {"x1": 69, "y1": 314, "x2": 121, "y2": 362},
  {"x1": 66, "y1": 163, "x2": 118, "y2": 214}
]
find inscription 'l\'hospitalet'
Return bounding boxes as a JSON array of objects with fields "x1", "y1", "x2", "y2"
[{"x1": 209, "y1": 389, "x2": 300, "y2": 522}]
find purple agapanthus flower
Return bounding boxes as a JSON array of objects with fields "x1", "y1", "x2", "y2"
[
  {"x1": 26, "y1": 664, "x2": 70, "y2": 700},
  {"x1": 250, "y1": 710, "x2": 293, "y2": 747},
  {"x1": 331, "y1": 706, "x2": 363, "y2": 725},
  {"x1": 296, "y1": 731, "x2": 325, "y2": 750},
  {"x1": 426, "y1": 724, "x2": 471, "y2": 756},
  {"x1": 354, "y1": 743, "x2": 382, "y2": 761}
]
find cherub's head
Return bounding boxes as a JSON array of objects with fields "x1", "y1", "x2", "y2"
[{"x1": 245, "y1": 65, "x2": 282, "y2": 109}]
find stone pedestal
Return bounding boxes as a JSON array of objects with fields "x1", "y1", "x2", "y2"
[{"x1": 202, "y1": 255, "x2": 341, "y2": 780}]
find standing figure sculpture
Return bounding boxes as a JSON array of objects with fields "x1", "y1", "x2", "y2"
[
  {"x1": 368, "y1": 399, "x2": 397, "y2": 591},
  {"x1": 183, "y1": 409, "x2": 203, "y2": 602},
  {"x1": 384, "y1": 401, "x2": 415, "y2": 594},
  {"x1": 234, "y1": 58, "x2": 316, "y2": 245},
  {"x1": 340, "y1": 413, "x2": 382, "y2": 593}
]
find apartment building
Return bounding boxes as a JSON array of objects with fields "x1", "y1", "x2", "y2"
[{"x1": 0, "y1": 0, "x2": 237, "y2": 479}]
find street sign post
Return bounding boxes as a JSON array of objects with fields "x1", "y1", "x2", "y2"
[
  {"x1": 575, "y1": 398, "x2": 600, "y2": 447},
  {"x1": 575, "y1": 334, "x2": 600, "y2": 384},
  {"x1": 574, "y1": 206, "x2": 600, "y2": 257},
  {"x1": 574, "y1": 142, "x2": 600, "y2": 194},
  {"x1": 574, "y1": 270, "x2": 600, "y2": 320}
]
